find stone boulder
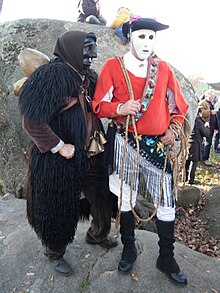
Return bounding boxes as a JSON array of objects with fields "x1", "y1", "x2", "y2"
[
  {"x1": 1, "y1": 195, "x2": 220, "y2": 293},
  {"x1": 200, "y1": 186, "x2": 220, "y2": 239},
  {"x1": 177, "y1": 185, "x2": 201, "y2": 207},
  {"x1": 0, "y1": 18, "x2": 198, "y2": 195}
]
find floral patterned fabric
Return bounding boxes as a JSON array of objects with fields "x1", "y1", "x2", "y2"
[{"x1": 121, "y1": 130, "x2": 172, "y2": 173}]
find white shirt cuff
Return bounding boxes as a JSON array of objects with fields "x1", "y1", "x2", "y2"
[
  {"x1": 51, "y1": 140, "x2": 64, "y2": 154},
  {"x1": 117, "y1": 103, "x2": 124, "y2": 115}
]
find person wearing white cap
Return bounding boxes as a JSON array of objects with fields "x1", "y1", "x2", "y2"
[{"x1": 92, "y1": 18, "x2": 188, "y2": 285}]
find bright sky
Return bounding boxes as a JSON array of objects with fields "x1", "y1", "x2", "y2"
[{"x1": 1, "y1": 0, "x2": 219, "y2": 82}]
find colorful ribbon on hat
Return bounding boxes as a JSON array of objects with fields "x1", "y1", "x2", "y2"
[{"x1": 129, "y1": 15, "x2": 156, "y2": 24}]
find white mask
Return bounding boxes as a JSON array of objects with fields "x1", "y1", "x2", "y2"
[{"x1": 131, "y1": 29, "x2": 156, "y2": 60}]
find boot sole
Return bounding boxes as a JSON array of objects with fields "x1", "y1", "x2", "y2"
[
  {"x1": 86, "y1": 237, "x2": 118, "y2": 249},
  {"x1": 49, "y1": 258, "x2": 73, "y2": 277},
  {"x1": 118, "y1": 257, "x2": 136, "y2": 273},
  {"x1": 54, "y1": 269, "x2": 73, "y2": 277},
  {"x1": 156, "y1": 263, "x2": 187, "y2": 286},
  {"x1": 118, "y1": 265, "x2": 133, "y2": 273}
]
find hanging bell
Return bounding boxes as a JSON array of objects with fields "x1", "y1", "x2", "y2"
[
  {"x1": 87, "y1": 137, "x2": 99, "y2": 155},
  {"x1": 98, "y1": 131, "x2": 107, "y2": 145},
  {"x1": 97, "y1": 142, "x2": 104, "y2": 153},
  {"x1": 98, "y1": 143, "x2": 105, "y2": 153}
]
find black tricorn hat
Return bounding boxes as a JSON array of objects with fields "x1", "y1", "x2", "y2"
[{"x1": 122, "y1": 18, "x2": 169, "y2": 39}]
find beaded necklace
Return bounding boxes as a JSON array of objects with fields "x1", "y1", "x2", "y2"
[{"x1": 134, "y1": 53, "x2": 159, "y2": 121}]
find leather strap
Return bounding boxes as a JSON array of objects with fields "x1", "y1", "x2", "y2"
[
  {"x1": 116, "y1": 56, "x2": 149, "y2": 103},
  {"x1": 116, "y1": 56, "x2": 135, "y2": 101},
  {"x1": 59, "y1": 98, "x2": 78, "y2": 113},
  {"x1": 78, "y1": 93, "x2": 93, "y2": 148}
]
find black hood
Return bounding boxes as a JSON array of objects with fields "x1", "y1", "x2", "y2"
[{"x1": 53, "y1": 30, "x2": 96, "y2": 75}]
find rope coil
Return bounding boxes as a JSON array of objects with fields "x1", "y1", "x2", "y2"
[{"x1": 115, "y1": 56, "x2": 190, "y2": 228}]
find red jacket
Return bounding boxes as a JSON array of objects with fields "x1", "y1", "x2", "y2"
[{"x1": 92, "y1": 57, "x2": 189, "y2": 135}]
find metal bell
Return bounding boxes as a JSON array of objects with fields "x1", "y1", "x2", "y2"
[
  {"x1": 99, "y1": 131, "x2": 107, "y2": 145},
  {"x1": 88, "y1": 137, "x2": 99, "y2": 155},
  {"x1": 97, "y1": 142, "x2": 104, "y2": 153}
]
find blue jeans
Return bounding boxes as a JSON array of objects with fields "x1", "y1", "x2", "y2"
[
  {"x1": 114, "y1": 26, "x2": 127, "y2": 41},
  {"x1": 85, "y1": 15, "x2": 106, "y2": 26}
]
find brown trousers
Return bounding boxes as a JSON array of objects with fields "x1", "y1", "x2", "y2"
[
  {"x1": 44, "y1": 244, "x2": 66, "y2": 259},
  {"x1": 83, "y1": 156, "x2": 114, "y2": 242}
]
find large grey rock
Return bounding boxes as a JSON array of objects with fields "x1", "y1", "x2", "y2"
[
  {"x1": 177, "y1": 185, "x2": 201, "y2": 207},
  {"x1": 200, "y1": 186, "x2": 220, "y2": 239},
  {"x1": 0, "y1": 195, "x2": 219, "y2": 293},
  {"x1": 0, "y1": 19, "x2": 197, "y2": 195}
]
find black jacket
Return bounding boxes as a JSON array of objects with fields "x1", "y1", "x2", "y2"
[
  {"x1": 187, "y1": 116, "x2": 210, "y2": 162},
  {"x1": 77, "y1": 0, "x2": 100, "y2": 22}
]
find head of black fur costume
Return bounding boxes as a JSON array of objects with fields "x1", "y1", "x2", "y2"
[{"x1": 54, "y1": 30, "x2": 97, "y2": 75}]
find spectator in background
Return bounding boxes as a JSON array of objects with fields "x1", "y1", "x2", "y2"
[
  {"x1": 214, "y1": 96, "x2": 220, "y2": 153},
  {"x1": 199, "y1": 93, "x2": 205, "y2": 101},
  {"x1": 77, "y1": 0, "x2": 106, "y2": 26},
  {"x1": 185, "y1": 108, "x2": 210, "y2": 184},
  {"x1": 110, "y1": 7, "x2": 131, "y2": 43},
  {"x1": 198, "y1": 89, "x2": 217, "y2": 165}
]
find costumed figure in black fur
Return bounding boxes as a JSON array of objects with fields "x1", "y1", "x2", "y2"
[{"x1": 18, "y1": 30, "x2": 118, "y2": 276}]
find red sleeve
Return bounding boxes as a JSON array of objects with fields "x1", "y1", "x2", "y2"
[
  {"x1": 92, "y1": 60, "x2": 122, "y2": 118},
  {"x1": 167, "y1": 64, "x2": 189, "y2": 126},
  {"x1": 22, "y1": 117, "x2": 60, "y2": 153}
]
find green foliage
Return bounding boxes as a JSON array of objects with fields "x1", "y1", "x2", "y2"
[
  {"x1": 0, "y1": 183, "x2": 3, "y2": 197},
  {"x1": 195, "y1": 83, "x2": 209, "y2": 92},
  {"x1": 49, "y1": 274, "x2": 55, "y2": 282},
  {"x1": 196, "y1": 149, "x2": 220, "y2": 190},
  {"x1": 80, "y1": 278, "x2": 90, "y2": 293}
]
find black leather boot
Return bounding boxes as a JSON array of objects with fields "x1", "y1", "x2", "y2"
[
  {"x1": 118, "y1": 211, "x2": 137, "y2": 273},
  {"x1": 156, "y1": 219, "x2": 187, "y2": 285}
]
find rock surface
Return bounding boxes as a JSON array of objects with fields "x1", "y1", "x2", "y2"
[
  {"x1": 0, "y1": 194, "x2": 220, "y2": 293},
  {"x1": 200, "y1": 187, "x2": 220, "y2": 239}
]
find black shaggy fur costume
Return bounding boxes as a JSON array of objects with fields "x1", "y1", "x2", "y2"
[
  {"x1": 19, "y1": 31, "x2": 117, "y2": 248},
  {"x1": 19, "y1": 59, "x2": 88, "y2": 247}
]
